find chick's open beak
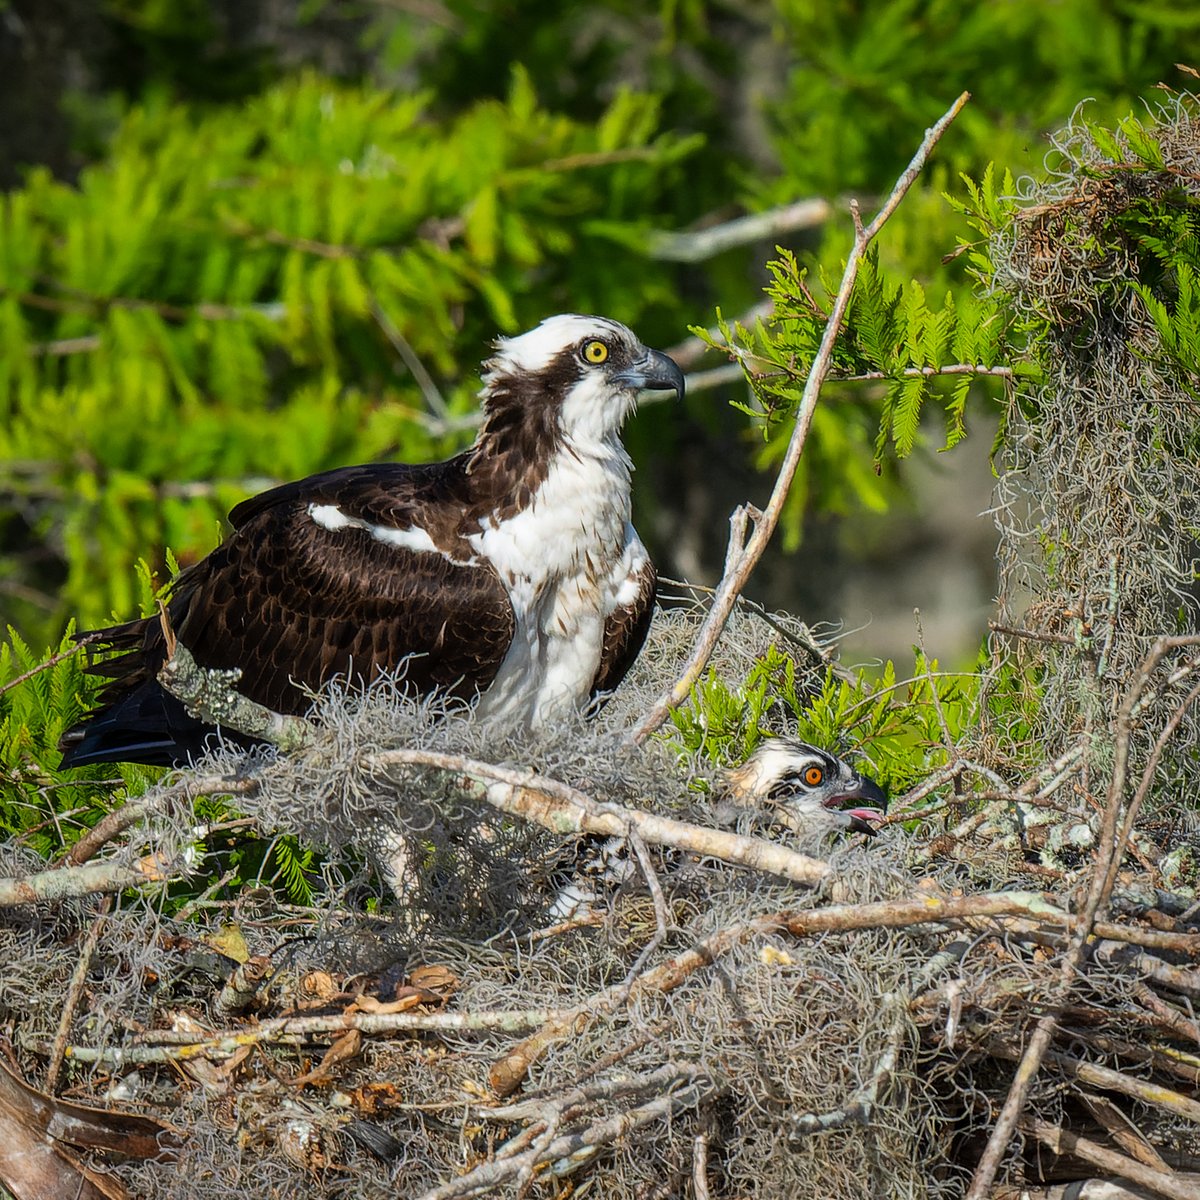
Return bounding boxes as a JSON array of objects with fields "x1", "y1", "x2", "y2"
[{"x1": 824, "y1": 772, "x2": 888, "y2": 836}]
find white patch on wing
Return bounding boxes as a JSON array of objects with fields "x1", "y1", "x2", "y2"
[
  {"x1": 308, "y1": 503, "x2": 357, "y2": 532},
  {"x1": 307, "y1": 502, "x2": 460, "y2": 560},
  {"x1": 470, "y1": 432, "x2": 636, "y2": 728}
]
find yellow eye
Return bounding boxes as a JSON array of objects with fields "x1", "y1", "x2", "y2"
[
  {"x1": 581, "y1": 339, "x2": 609, "y2": 364},
  {"x1": 803, "y1": 766, "x2": 824, "y2": 787}
]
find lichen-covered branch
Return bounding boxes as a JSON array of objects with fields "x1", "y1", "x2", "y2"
[
  {"x1": 157, "y1": 642, "x2": 314, "y2": 753},
  {"x1": 0, "y1": 853, "x2": 181, "y2": 907},
  {"x1": 1020, "y1": 1116, "x2": 1200, "y2": 1200}
]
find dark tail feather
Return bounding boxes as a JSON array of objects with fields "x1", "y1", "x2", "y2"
[{"x1": 59, "y1": 680, "x2": 257, "y2": 769}]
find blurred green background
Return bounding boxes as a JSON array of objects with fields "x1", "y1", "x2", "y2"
[{"x1": 1, "y1": 0, "x2": 1198, "y2": 669}]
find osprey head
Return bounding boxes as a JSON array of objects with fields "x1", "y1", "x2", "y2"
[
  {"x1": 721, "y1": 737, "x2": 888, "y2": 838},
  {"x1": 482, "y1": 315, "x2": 685, "y2": 444}
]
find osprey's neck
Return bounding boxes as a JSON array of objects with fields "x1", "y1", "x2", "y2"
[{"x1": 464, "y1": 370, "x2": 630, "y2": 521}]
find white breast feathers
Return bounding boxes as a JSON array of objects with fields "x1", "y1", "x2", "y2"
[{"x1": 471, "y1": 437, "x2": 634, "y2": 727}]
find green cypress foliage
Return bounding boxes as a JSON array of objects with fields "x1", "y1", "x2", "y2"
[{"x1": 0, "y1": 70, "x2": 698, "y2": 642}]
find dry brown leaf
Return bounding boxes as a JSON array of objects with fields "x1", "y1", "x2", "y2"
[
  {"x1": 202, "y1": 923, "x2": 250, "y2": 964},
  {"x1": 342, "y1": 1081, "x2": 404, "y2": 1116},
  {"x1": 408, "y1": 965, "x2": 458, "y2": 996},
  {"x1": 292, "y1": 1029, "x2": 363, "y2": 1087},
  {"x1": 298, "y1": 970, "x2": 339, "y2": 1007},
  {"x1": 0, "y1": 1052, "x2": 180, "y2": 1200},
  {"x1": 350, "y1": 991, "x2": 427, "y2": 1015}
]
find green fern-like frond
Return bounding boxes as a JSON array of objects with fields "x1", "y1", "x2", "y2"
[{"x1": 669, "y1": 644, "x2": 986, "y2": 801}]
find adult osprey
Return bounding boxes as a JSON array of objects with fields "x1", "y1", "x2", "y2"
[{"x1": 60, "y1": 315, "x2": 684, "y2": 768}]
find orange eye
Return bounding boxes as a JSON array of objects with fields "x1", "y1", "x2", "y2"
[
  {"x1": 803, "y1": 766, "x2": 824, "y2": 786},
  {"x1": 581, "y1": 339, "x2": 609, "y2": 364}
]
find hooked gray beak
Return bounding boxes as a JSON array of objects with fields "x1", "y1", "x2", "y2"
[
  {"x1": 823, "y1": 773, "x2": 888, "y2": 836},
  {"x1": 616, "y1": 347, "x2": 685, "y2": 400}
]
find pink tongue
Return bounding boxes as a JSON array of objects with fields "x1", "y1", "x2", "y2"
[{"x1": 844, "y1": 807, "x2": 884, "y2": 825}]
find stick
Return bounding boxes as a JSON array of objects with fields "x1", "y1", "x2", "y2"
[
  {"x1": 44, "y1": 898, "x2": 111, "y2": 1094},
  {"x1": 630, "y1": 91, "x2": 972, "y2": 742},
  {"x1": 989, "y1": 1040, "x2": 1200, "y2": 1126},
  {"x1": 43, "y1": 1007, "x2": 569, "y2": 1070},
  {"x1": 0, "y1": 633, "x2": 98, "y2": 699},
  {"x1": 370, "y1": 298, "x2": 450, "y2": 420},
  {"x1": 157, "y1": 642, "x2": 314, "y2": 752},
  {"x1": 65, "y1": 775, "x2": 254, "y2": 867},
  {"x1": 416, "y1": 1079, "x2": 712, "y2": 1200},
  {"x1": 0, "y1": 853, "x2": 180, "y2": 907},
  {"x1": 364, "y1": 748, "x2": 832, "y2": 888},
  {"x1": 647, "y1": 198, "x2": 832, "y2": 263},
  {"x1": 621, "y1": 829, "x2": 672, "y2": 981}
]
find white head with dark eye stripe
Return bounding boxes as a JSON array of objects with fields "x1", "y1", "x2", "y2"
[
  {"x1": 482, "y1": 315, "x2": 685, "y2": 446},
  {"x1": 720, "y1": 737, "x2": 888, "y2": 839}
]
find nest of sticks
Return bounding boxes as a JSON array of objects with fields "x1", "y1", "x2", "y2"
[{"x1": 2, "y1": 605, "x2": 1200, "y2": 1200}]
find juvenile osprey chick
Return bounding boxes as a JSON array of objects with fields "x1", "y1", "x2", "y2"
[
  {"x1": 60, "y1": 315, "x2": 683, "y2": 768},
  {"x1": 720, "y1": 737, "x2": 887, "y2": 839},
  {"x1": 548, "y1": 737, "x2": 887, "y2": 922}
]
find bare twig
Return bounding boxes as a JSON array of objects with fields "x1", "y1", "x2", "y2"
[
  {"x1": 42, "y1": 1007, "x2": 568, "y2": 1070},
  {"x1": 692, "y1": 1125, "x2": 712, "y2": 1200},
  {"x1": 647, "y1": 198, "x2": 832, "y2": 263},
  {"x1": 622, "y1": 828, "x2": 672, "y2": 980},
  {"x1": 1134, "y1": 983, "x2": 1200, "y2": 1042},
  {"x1": 841, "y1": 363, "x2": 1014, "y2": 383},
  {"x1": 989, "y1": 621, "x2": 1079, "y2": 647},
  {"x1": 65, "y1": 775, "x2": 254, "y2": 867},
  {"x1": 989, "y1": 1040, "x2": 1200, "y2": 1125},
  {"x1": 0, "y1": 634, "x2": 98, "y2": 699},
  {"x1": 370, "y1": 299, "x2": 450, "y2": 420},
  {"x1": 417, "y1": 1075, "x2": 713, "y2": 1200},
  {"x1": 630, "y1": 92, "x2": 972, "y2": 742},
  {"x1": 1077, "y1": 1091, "x2": 1171, "y2": 1172},
  {"x1": 27, "y1": 334, "x2": 104, "y2": 357},
  {"x1": 44, "y1": 897, "x2": 111, "y2": 1094},
  {"x1": 1091, "y1": 941, "x2": 1200, "y2": 1001},
  {"x1": 1089, "y1": 922, "x2": 1200, "y2": 958}
]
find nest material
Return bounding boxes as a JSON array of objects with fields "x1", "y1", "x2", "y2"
[
  {"x1": 987, "y1": 92, "x2": 1200, "y2": 812},
  {"x1": 2, "y1": 603, "x2": 1200, "y2": 1200}
]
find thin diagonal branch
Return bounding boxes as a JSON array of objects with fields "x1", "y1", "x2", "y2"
[
  {"x1": 630, "y1": 91, "x2": 971, "y2": 742},
  {"x1": 0, "y1": 634, "x2": 98, "y2": 700}
]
